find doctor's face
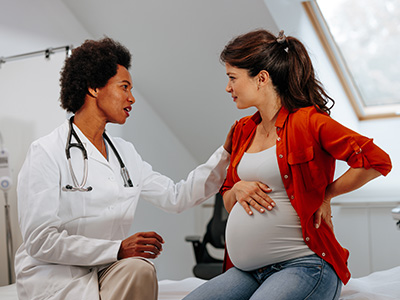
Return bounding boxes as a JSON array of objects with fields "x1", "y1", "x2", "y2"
[{"x1": 95, "y1": 65, "x2": 135, "y2": 124}]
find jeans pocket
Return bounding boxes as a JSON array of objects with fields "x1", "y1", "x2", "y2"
[{"x1": 282, "y1": 255, "x2": 324, "y2": 283}]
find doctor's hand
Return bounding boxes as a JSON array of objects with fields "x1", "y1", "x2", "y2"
[
  {"x1": 223, "y1": 121, "x2": 238, "y2": 154},
  {"x1": 118, "y1": 231, "x2": 165, "y2": 260},
  {"x1": 224, "y1": 180, "x2": 274, "y2": 215}
]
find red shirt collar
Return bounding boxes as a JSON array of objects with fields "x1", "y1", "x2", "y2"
[{"x1": 246, "y1": 106, "x2": 290, "y2": 131}]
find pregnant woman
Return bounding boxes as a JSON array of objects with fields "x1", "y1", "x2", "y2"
[{"x1": 183, "y1": 29, "x2": 392, "y2": 300}]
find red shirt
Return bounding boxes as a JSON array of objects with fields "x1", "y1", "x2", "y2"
[{"x1": 221, "y1": 106, "x2": 392, "y2": 284}]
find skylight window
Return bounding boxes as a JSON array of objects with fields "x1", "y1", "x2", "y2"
[{"x1": 303, "y1": 0, "x2": 400, "y2": 119}]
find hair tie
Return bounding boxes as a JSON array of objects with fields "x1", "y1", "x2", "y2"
[
  {"x1": 277, "y1": 30, "x2": 288, "y2": 53},
  {"x1": 277, "y1": 30, "x2": 286, "y2": 44}
]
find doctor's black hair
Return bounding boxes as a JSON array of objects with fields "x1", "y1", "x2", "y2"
[{"x1": 59, "y1": 37, "x2": 132, "y2": 113}]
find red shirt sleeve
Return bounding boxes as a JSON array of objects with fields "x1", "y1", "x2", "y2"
[{"x1": 309, "y1": 111, "x2": 392, "y2": 176}]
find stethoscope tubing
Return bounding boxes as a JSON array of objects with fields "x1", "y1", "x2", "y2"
[
  {"x1": 62, "y1": 158, "x2": 91, "y2": 192},
  {"x1": 63, "y1": 116, "x2": 133, "y2": 192}
]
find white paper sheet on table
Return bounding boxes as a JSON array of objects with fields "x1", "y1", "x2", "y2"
[
  {"x1": 158, "y1": 277, "x2": 206, "y2": 300},
  {"x1": 0, "y1": 277, "x2": 207, "y2": 300},
  {"x1": 1, "y1": 267, "x2": 400, "y2": 300}
]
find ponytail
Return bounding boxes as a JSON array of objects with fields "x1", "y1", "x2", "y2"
[{"x1": 220, "y1": 29, "x2": 334, "y2": 114}]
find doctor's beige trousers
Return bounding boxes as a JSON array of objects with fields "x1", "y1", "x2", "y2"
[{"x1": 98, "y1": 257, "x2": 158, "y2": 300}]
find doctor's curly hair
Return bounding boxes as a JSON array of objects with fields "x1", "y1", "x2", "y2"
[{"x1": 59, "y1": 37, "x2": 131, "y2": 113}]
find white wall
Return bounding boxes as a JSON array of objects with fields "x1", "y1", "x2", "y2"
[
  {"x1": 0, "y1": 0, "x2": 89, "y2": 57},
  {"x1": 358, "y1": 118, "x2": 400, "y2": 196}
]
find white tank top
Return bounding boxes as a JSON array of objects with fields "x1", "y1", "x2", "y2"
[{"x1": 225, "y1": 145, "x2": 313, "y2": 271}]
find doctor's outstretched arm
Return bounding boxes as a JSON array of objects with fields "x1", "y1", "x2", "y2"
[{"x1": 138, "y1": 122, "x2": 235, "y2": 213}]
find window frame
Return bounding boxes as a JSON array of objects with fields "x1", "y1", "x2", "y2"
[{"x1": 302, "y1": 0, "x2": 400, "y2": 120}]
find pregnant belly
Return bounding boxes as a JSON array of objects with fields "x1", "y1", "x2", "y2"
[{"x1": 225, "y1": 198, "x2": 310, "y2": 271}]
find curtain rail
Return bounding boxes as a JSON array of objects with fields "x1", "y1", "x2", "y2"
[{"x1": 0, "y1": 45, "x2": 73, "y2": 67}]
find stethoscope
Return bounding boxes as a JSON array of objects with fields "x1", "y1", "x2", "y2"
[{"x1": 63, "y1": 116, "x2": 133, "y2": 192}]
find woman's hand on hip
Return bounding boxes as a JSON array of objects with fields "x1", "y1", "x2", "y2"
[
  {"x1": 314, "y1": 198, "x2": 334, "y2": 231},
  {"x1": 313, "y1": 167, "x2": 382, "y2": 232},
  {"x1": 226, "y1": 180, "x2": 274, "y2": 215},
  {"x1": 118, "y1": 231, "x2": 165, "y2": 260}
]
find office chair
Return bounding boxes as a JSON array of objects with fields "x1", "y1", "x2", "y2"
[{"x1": 185, "y1": 193, "x2": 228, "y2": 280}]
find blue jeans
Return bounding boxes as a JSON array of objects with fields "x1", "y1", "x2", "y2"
[{"x1": 183, "y1": 254, "x2": 342, "y2": 300}]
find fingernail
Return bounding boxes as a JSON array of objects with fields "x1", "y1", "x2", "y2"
[
  {"x1": 271, "y1": 202, "x2": 275, "y2": 207},
  {"x1": 260, "y1": 208, "x2": 265, "y2": 213},
  {"x1": 268, "y1": 205, "x2": 272, "y2": 210},
  {"x1": 248, "y1": 211, "x2": 253, "y2": 215},
  {"x1": 315, "y1": 224, "x2": 319, "y2": 229}
]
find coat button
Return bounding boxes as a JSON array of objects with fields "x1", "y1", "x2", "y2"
[
  {"x1": 277, "y1": 137, "x2": 281, "y2": 141},
  {"x1": 305, "y1": 237, "x2": 310, "y2": 241},
  {"x1": 284, "y1": 175, "x2": 289, "y2": 179},
  {"x1": 279, "y1": 154, "x2": 283, "y2": 159},
  {"x1": 322, "y1": 252, "x2": 326, "y2": 257},
  {"x1": 290, "y1": 195, "x2": 294, "y2": 199}
]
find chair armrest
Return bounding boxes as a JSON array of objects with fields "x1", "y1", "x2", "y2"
[
  {"x1": 185, "y1": 235, "x2": 201, "y2": 243},
  {"x1": 185, "y1": 235, "x2": 203, "y2": 263}
]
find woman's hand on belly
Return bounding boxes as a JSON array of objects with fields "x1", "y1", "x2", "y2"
[{"x1": 223, "y1": 180, "x2": 275, "y2": 215}]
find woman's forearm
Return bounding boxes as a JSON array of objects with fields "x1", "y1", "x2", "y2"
[
  {"x1": 325, "y1": 167, "x2": 382, "y2": 201},
  {"x1": 222, "y1": 189, "x2": 236, "y2": 213},
  {"x1": 314, "y1": 167, "x2": 382, "y2": 229}
]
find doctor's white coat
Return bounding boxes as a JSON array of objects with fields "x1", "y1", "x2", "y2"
[{"x1": 15, "y1": 120, "x2": 230, "y2": 300}]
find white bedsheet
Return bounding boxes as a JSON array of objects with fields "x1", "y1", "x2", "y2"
[
  {"x1": 0, "y1": 278, "x2": 207, "y2": 300},
  {"x1": 158, "y1": 277, "x2": 206, "y2": 299},
  {"x1": 1, "y1": 267, "x2": 399, "y2": 300},
  {"x1": 339, "y1": 266, "x2": 400, "y2": 300},
  {"x1": 0, "y1": 283, "x2": 17, "y2": 300}
]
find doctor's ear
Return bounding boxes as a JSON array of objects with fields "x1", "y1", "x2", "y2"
[{"x1": 87, "y1": 87, "x2": 98, "y2": 98}]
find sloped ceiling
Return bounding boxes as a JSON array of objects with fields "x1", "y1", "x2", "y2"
[{"x1": 61, "y1": 0, "x2": 278, "y2": 162}]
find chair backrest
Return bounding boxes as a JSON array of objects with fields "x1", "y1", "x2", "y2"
[
  {"x1": 206, "y1": 193, "x2": 228, "y2": 249},
  {"x1": 187, "y1": 193, "x2": 228, "y2": 279}
]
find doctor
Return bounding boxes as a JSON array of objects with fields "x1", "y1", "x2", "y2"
[{"x1": 15, "y1": 37, "x2": 233, "y2": 300}]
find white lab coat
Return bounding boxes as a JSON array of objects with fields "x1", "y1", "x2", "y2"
[{"x1": 15, "y1": 119, "x2": 230, "y2": 300}]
